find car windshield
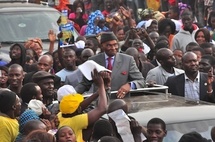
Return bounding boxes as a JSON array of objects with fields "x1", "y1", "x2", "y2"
[
  {"x1": 164, "y1": 119, "x2": 215, "y2": 142},
  {"x1": 0, "y1": 11, "x2": 60, "y2": 42}
]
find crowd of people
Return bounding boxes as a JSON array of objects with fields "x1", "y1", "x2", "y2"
[{"x1": 1, "y1": 0, "x2": 215, "y2": 141}]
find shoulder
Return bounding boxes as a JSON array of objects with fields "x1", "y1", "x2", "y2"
[
  {"x1": 116, "y1": 53, "x2": 133, "y2": 60},
  {"x1": 168, "y1": 73, "x2": 184, "y2": 81},
  {"x1": 89, "y1": 53, "x2": 104, "y2": 60},
  {"x1": 174, "y1": 67, "x2": 184, "y2": 73},
  {"x1": 148, "y1": 66, "x2": 162, "y2": 73}
]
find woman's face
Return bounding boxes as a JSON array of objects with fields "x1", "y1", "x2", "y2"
[
  {"x1": 163, "y1": 25, "x2": 172, "y2": 38},
  {"x1": 196, "y1": 31, "x2": 205, "y2": 45},
  {"x1": 0, "y1": 70, "x2": 8, "y2": 86},
  {"x1": 32, "y1": 43, "x2": 42, "y2": 57},
  {"x1": 10, "y1": 45, "x2": 21, "y2": 60},
  {"x1": 58, "y1": 127, "x2": 76, "y2": 142},
  {"x1": 116, "y1": 29, "x2": 125, "y2": 41},
  {"x1": 35, "y1": 85, "x2": 43, "y2": 101}
]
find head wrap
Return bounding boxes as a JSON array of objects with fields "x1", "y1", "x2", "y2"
[
  {"x1": 19, "y1": 109, "x2": 39, "y2": 133},
  {"x1": 86, "y1": 10, "x2": 109, "y2": 35},
  {"x1": 60, "y1": 94, "x2": 84, "y2": 114},
  {"x1": 24, "y1": 38, "x2": 43, "y2": 50}
]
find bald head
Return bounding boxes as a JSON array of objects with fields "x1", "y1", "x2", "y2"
[
  {"x1": 125, "y1": 47, "x2": 139, "y2": 58},
  {"x1": 38, "y1": 55, "x2": 53, "y2": 63},
  {"x1": 156, "y1": 48, "x2": 172, "y2": 61},
  {"x1": 23, "y1": 120, "x2": 47, "y2": 135},
  {"x1": 182, "y1": 52, "x2": 197, "y2": 62},
  {"x1": 81, "y1": 48, "x2": 94, "y2": 63},
  {"x1": 9, "y1": 63, "x2": 23, "y2": 72},
  {"x1": 107, "y1": 99, "x2": 128, "y2": 113},
  {"x1": 37, "y1": 55, "x2": 53, "y2": 72}
]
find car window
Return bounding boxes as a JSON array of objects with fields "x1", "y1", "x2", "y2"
[
  {"x1": 164, "y1": 119, "x2": 215, "y2": 142},
  {"x1": 0, "y1": 11, "x2": 60, "y2": 42}
]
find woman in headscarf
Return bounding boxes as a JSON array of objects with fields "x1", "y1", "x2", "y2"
[
  {"x1": 85, "y1": 10, "x2": 109, "y2": 35},
  {"x1": 24, "y1": 38, "x2": 43, "y2": 57}
]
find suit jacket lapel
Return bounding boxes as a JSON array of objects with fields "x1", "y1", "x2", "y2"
[
  {"x1": 97, "y1": 53, "x2": 106, "y2": 67},
  {"x1": 111, "y1": 53, "x2": 122, "y2": 79},
  {"x1": 200, "y1": 73, "x2": 207, "y2": 100},
  {"x1": 177, "y1": 74, "x2": 185, "y2": 97}
]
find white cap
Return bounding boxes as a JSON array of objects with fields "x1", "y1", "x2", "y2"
[
  {"x1": 57, "y1": 85, "x2": 77, "y2": 102},
  {"x1": 75, "y1": 40, "x2": 85, "y2": 49},
  {"x1": 28, "y1": 99, "x2": 44, "y2": 116}
]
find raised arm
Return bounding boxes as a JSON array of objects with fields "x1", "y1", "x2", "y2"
[{"x1": 87, "y1": 69, "x2": 107, "y2": 125}]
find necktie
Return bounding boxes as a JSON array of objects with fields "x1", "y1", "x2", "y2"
[{"x1": 107, "y1": 57, "x2": 113, "y2": 70}]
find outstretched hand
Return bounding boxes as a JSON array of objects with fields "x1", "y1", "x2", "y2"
[
  {"x1": 100, "y1": 71, "x2": 111, "y2": 89},
  {"x1": 91, "y1": 69, "x2": 104, "y2": 87},
  {"x1": 119, "y1": 6, "x2": 131, "y2": 19}
]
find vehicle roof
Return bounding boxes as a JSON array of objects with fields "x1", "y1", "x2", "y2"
[
  {"x1": 0, "y1": 2, "x2": 58, "y2": 12},
  {"x1": 112, "y1": 92, "x2": 215, "y2": 126}
]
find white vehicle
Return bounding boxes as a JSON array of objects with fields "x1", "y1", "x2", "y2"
[{"x1": 116, "y1": 86, "x2": 215, "y2": 142}]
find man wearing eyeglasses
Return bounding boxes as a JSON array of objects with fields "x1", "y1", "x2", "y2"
[{"x1": 75, "y1": 32, "x2": 145, "y2": 99}]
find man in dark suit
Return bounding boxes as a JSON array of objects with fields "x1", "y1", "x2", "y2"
[
  {"x1": 75, "y1": 32, "x2": 145, "y2": 99},
  {"x1": 165, "y1": 52, "x2": 215, "y2": 103}
]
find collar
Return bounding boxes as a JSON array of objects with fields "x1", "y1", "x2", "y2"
[
  {"x1": 104, "y1": 53, "x2": 115, "y2": 60},
  {"x1": 182, "y1": 24, "x2": 198, "y2": 30},
  {"x1": 184, "y1": 71, "x2": 200, "y2": 82}
]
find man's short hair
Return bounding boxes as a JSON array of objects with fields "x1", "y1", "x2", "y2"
[
  {"x1": 201, "y1": 55, "x2": 215, "y2": 66},
  {"x1": 0, "y1": 90, "x2": 17, "y2": 113},
  {"x1": 147, "y1": 118, "x2": 166, "y2": 130}
]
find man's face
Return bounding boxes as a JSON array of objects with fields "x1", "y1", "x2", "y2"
[
  {"x1": 8, "y1": 67, "x2": 24, "y2": 88},
  {"x1": 173, "y1": 50, "x2": 183, "y2": 61},
  {"x1": 37, "y1": 56, "x2": 53, "y2": 72},
  {"x1": 14, "y1": 95, "x2": 21, "y2": 117},
  {"x1": 38, "y1": 78, "x2": 54, "y2": 98},
  {"x1": 182, "y1": 53, "x2": 199, "y2": 74},
  {"x1": 199, "y1": 59, "x2": 212, "y2": 73},
  {"x1": 63, "y1": 50, "x2": 76, "y2": 68},
  {"x1": 85, "y1": 40, "x2": 97, "y2": 53},
  {"x1": 81, "y1": 50, "x2": 94, "y2": 63},
  {"x1": 204, "y1": 48, "x2": 213, "y2": 56},
  {"x1": 147, "y1": 23, "x2": 158, "y2": 33},
  {"x1": 181, "y1": 15, "x2": 193, "y2": 30},
  {"x1": 132, "y1": 39, "x2": 143, "y2": 49},
  {"x1": 149, "y1": 33, "x2": 159, "y2": 43},
  {"x1": 162, "y1": 50, "x2": 176, "y2": 67},
  {"x1": 147, "y1": 124, "x2": 166, "y2": 142},
  {"x1": 102, "y1": 40, "x2": 118, "y2": 57}
]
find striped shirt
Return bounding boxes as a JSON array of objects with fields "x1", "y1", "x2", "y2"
[{"x1": 184, "y1": 72, "x2": 200, "y2": 102}]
